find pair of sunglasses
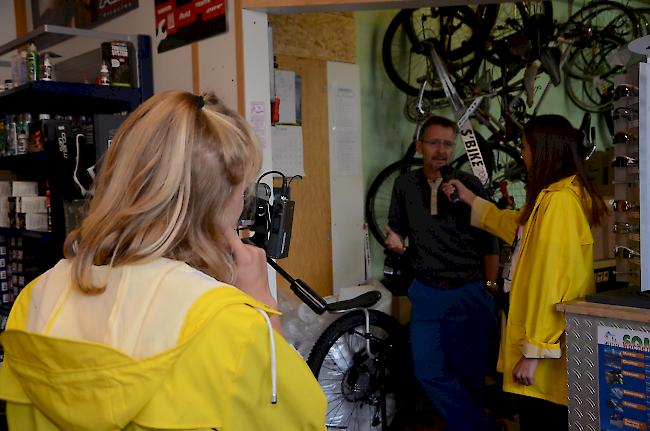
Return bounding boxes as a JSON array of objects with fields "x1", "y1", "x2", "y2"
[
  {"x1": 612, "y1": 222, "x2": 640, "y2": 234},
  {"x1": 611, "y1": 156, "x2": 638, "y2": 168},
  {"x1": 612, "y1": 200, "x2": 640, "y2": 212},
  {"x1": 614, "y1": 245, "x2": 640, "y2": 259},
  {"x1": 612, "y1": 132, "x2": 638, "y2": 145},
  {"x1": 613, "y1": 84, "x2": 639, "y2": 101},
  {"x1": 612, "y1": 107, "x2": 639, "y2": 122}
]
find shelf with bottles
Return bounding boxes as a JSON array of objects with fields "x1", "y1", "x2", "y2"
[{"x1": 0, "y1": 25, "x2": 153, "y2": 112}]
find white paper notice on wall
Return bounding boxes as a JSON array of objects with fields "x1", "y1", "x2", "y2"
[
  {"x1": 275, "y1": 70, "x2": 297, "y2": 124},
  {"x1": 333, "y1": 127, "x2": 361, "y2": 176},
  {"x1": 249, "y1": 101, "x2": 267, "y2": 148},
  {"x1": 333, "y1": 87, "x2": 357, "y2": 129},
  {"x1": 271, "y1": 125, "x2": 305, "y2": 177}
]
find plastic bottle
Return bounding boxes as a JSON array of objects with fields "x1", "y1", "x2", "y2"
[
  {"x1": 15, "y1": 114, "x2": 29, "y2": 155},
  {"x1": 5, "y1": 116, "x2": 17, "y2": 156},
  {"x1": 99, "y1": 62, "x2": 110, "y2": 86},
  {"x1": 41, "y1": 53, "x2": 53, "y2": 81},
  {"x1": 0, "y1": 119, "x2": 6, "y2": 156},
  {"x1": 18, "y1": 51, "x2": 27, "y2": 85},
  {"x1": 26, "y1": 44, "x2": 38, "y2": 82}
]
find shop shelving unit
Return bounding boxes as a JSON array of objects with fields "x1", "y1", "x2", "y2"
[{"x1": 0, "y1": 26, "x2": 152, "y2": 303}]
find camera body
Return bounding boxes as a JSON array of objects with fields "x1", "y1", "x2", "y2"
[{"x1": 238, "y1": 179, "x2": 294, "y2": 259}]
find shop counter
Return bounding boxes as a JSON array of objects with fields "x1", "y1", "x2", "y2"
[{"x1": 557, "y1": 299, "x2": 650, "y2": 430}]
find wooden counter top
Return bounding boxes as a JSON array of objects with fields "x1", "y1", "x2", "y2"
[{"x1": 557, "y1": 300, "x2": 650, "y2": 323}]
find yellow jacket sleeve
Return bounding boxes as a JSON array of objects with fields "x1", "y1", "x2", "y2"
[
  {"x1": 471, "y1": 197, "x2": 521, "y2": 246},
  {"x1": 220, "y1": 305, "x2": 327, "y2": 430},
  {"x1": 516, "y1": 190, "x2": 594, "y2": 358}
]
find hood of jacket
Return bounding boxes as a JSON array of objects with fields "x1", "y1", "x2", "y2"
[
  {"x1": 1, "y1": 328, "x2": 187, "y2": 431},
  {"x1": 0, "y1": 258, "x2": 276, "y2": 431}
]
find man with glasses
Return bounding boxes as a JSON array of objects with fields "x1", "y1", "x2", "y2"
[{"x1": 385, "y1": 115, "x2": 500, "y2": 431}]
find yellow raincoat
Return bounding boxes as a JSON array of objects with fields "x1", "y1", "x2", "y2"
[
  {"x1": 0, "y1": 258, "x2": 326, "y2": 430},
  {"x1": 471, "y1": 175, "x2": 595, "y2": 405}
]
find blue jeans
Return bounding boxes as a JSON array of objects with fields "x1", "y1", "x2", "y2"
[{"x1": 409, "y1": 278, "x2": 496, "y2": 431}]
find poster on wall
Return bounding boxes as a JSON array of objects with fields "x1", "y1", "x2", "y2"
[
  {"x1": 598, "y1": 326, "x2": 650, "y2": 430},
  {"x1": 154, "y1": 0, "x2": 227, "y2": 53},
  {"x1": 32, "y1": 0, "x2": 138, "y2": 33}
]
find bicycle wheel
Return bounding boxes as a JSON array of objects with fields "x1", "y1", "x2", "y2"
[
  {"x1": 564, "y1": 1, "x2": 643, "y2": 80},
  {"x1": 564, "y1": 34, "x2": 625, "y2": 113},
  {"x1": 451, "y1": 140, "x2": 527, "y2": 209},
  {"x1": 382, "y1": 6, "x2": 496, "y2": 98},
  {"x1": 307, "y1": 310, "x2": 405, "y2": 431},
  {"x1": 365, "y1": 158, "x2": 423, "y2": 243},
  {"x1": 486, "y1": 1, "x2": 554, "y2": 66}
]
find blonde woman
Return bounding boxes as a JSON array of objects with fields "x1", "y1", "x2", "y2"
[{"x1": 0, "y1": 91, "x2": 326, "y2": 430}]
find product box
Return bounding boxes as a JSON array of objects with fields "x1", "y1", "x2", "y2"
[
  {"x1": 11, "y1": 181, "x2": 38, "y2": 197},
  {"x1": 0, "y1": 182, "x2": 11, "y2": 197},
  {"x1": 18, "y1": 196, "x2": 47, "y2": 213},
  {"x1": 0, "y1": 200, "x2": 9, "y2": 228},
  {"x1": 25, "y1": 212, "x2": 48, "y2": 232},
  {"x1": 591, "y1": 195, "x2": 615, "y2": 261},
  {"x1": 101, "y1": 41, "x2": 135, "y2": 87}
]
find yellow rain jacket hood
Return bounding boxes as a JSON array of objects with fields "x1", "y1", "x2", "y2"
[
  {"x1": 0, "y1": 259, "x2": 326, "y2": 431},
  {"x1": 471, "y1": 175, "x2": 596, "y2": 405}
]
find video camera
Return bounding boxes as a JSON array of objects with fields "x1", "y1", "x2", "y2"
[{"x1": 238, "y1": 171, "x2": 298, "y2": 259}]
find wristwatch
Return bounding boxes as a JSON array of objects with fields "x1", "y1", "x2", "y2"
[{"x1": 484, "y1": 280, "x2": 498, "y2": 294}]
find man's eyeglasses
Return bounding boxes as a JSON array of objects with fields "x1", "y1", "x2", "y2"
[
  {"x1": 612, "y1": 132, "x2": 638, "y2": 146},
  {"x1": 612, "y1": 222, "x2": 640, "y2": 234},
  {"x1": 612, "y1": 200, "x2": 640, "y2": 212},
  {"x1": 613, "y1": 84, "x2": 639, "y2": 101},
  {"x1": 614, "y1": 246, "x2": 640, "y2": 259},
  {"x1": 419, "y1": 138, "x2": 455, "y2": 149},
  {"x1": 612, "y1": 156, "x2": 638, "y2": 168},
  {"x1": 612, "y1": 107, "x2": 639, "y2": 122}
]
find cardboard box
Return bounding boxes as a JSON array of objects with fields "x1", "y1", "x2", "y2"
[
  {"x1": 11, "y1": 181, "x2": 38, "y2": 197},
  {"x1": 18, "y1": 196, "x2": 47, "y2": 213},
  {"x1": 585, "y1": 149, "x2": 614, "y2": 197},
  {"x1": 25, "y1": 212, "x2": 48, "y2": 232},
  {"x1": 591, "y1": 196, "x2": 615, "y2": 261}
]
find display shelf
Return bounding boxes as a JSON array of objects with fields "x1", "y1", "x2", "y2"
[
  {"x1": 0, "y1": 151, "x2": 49, "y2": 170},
  {"x1": 0, "y1": 81, "x2": 141, "y2": 114},
  {"x1": 0, "y1": 227, "x2": 52, "y2": 241}
]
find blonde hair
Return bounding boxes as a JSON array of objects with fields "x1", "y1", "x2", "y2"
[{"x1": 64, "y1": 91, "x2": 262, "y2": 293}]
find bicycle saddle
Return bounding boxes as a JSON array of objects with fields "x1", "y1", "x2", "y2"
[{"x1": 326, "y1": 291, "x2": 383, "y2": 313}]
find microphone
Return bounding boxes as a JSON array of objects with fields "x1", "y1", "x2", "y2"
[{"x1": 440, "y1": 165, "x2": 460, "y2": 203}]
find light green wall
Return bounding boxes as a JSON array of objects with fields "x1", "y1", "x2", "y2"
[{"x1": 356, "y1": 1, "x2": 647, "y2": 280}]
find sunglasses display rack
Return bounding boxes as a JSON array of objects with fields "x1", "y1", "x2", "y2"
[{"x1": 611, "y1": 69, "x2": 641, "y2": 288}]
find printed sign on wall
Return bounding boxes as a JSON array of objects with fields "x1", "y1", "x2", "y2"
[
  {"x1": 598, "y1": 326, "x2": 650, "y2": 430},
  {"x1": 154, "y1": 0, "x2": 227, "y2": 53}
]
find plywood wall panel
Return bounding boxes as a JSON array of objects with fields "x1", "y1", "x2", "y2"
[
  {"x1": 269, "y1": 13, "x2": 355, "y2": 63},
  {"x1": 274, "y1": 54, "x2": 333, "y2": 297}
]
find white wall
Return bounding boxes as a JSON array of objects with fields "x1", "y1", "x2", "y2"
[{"x1": 0, "y1": 1, "x2": 17, "y2": 82}]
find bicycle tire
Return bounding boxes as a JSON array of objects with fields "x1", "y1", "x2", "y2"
[
  {"x1": 564, "y1": 33, "x2": 625, "y2": 113},
  {"x1": 365, "y1": 158, "x2": 423, "y2": 243},
  {"x1": 564, "y1": 1, "x2": 643, "y2": 79},
  {"x1": 382, "y1": 6, "x2": 496, "y2": 98},
  {"x1": 307, "y1": 310, "x2": 405, "y2": 431},
  {"x1": 486, "y1": 1, "x2": 553, "y2": 66}
]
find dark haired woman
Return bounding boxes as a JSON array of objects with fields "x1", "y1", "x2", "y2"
[{"x1": 443, "y1": 115, "x2": 608, "y2": 430}]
